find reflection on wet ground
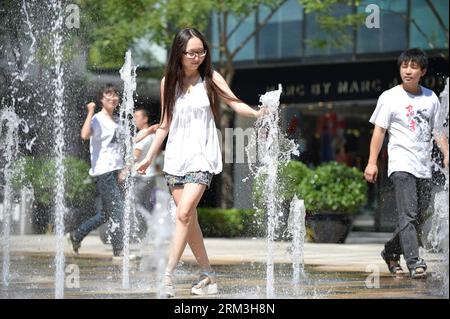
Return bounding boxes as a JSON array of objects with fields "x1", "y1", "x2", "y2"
[{"x1": 0, "y1": 252, "x2": 445, "y2": 299}]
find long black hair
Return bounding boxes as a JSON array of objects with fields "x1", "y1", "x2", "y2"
[{"x1": 161, "y1": 28, "x2": 240, "y2": 125}]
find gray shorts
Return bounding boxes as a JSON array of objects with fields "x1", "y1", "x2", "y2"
[{"x1": 164, "y1": 171, "x2": 214, "y2": 190}]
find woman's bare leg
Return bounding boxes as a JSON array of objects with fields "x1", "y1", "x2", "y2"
[
  {"x1": 165, "y1": 183, "x2": 207, "y2": 274},
  {"x1": 171, "y1": 187, "x2": 212, "y2": 272},
  {"x1": 187, "y1": 210, "x2": 212, "y2": 272}
]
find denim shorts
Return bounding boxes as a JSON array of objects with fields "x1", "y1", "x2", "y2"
[{"x1": 164, "y1": 171, "x2": 214, "y2": 189}]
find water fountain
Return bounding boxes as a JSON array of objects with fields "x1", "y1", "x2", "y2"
[
  {"x1": 287, "y1": 195, "x2": 306, "y2": 285},
  {"x1": 0, "y1": 0, "x2": 69, "y2": 298},
  {"x1": 0, "y1": 0, "x2": 38, "y2": 290},
  {"x1": 48, "y1": 0, "x2": 68, "y2": 299},
  {"x1": 246, "y1": 84, "x2": 299, "y2": 298},
  {"x1": 146, "y1": 189, "x2": 175, "y2": 298},
  {"x1": 119, "y1": 50, "x2": 138, "y2": 289},
  {"x1": 428, "y1": 77, "x2": 449, "y2": 298},
  {"x1": 0, "y1": 108, "x2": 29, "y2": 289}
]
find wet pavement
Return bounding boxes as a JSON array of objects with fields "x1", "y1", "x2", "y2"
[{"x1": 0, "y1": 233, "x2": 448, "y2": 299}]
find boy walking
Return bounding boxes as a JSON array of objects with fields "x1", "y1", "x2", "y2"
[
  {"x1": 132, "y1": 107, "x2": 159, "y2": 239},
  {"x1": 364, "y1": 48, "x2": 449, "y2": 278}
]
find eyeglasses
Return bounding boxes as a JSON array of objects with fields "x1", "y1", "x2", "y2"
[
  {"x1": 103, "y1": 92, "x2": 119, "y2": 100},
  {"x1": 183, "y1": 50, "x2": 207, "y2": 59}
]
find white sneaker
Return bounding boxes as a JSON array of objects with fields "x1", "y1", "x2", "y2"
[
  {"x1": 191, "y1": 282, "x2": 218, "y2": 295},
  {"x1": 191, "y1": 272, "x2": 218, "y2": 295}
]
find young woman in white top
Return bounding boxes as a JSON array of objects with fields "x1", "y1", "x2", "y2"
[
  {"x1": 137, "y1": 28, "x2": 266, "y2": 297},
  {"x1": 71, "y1": 85, "x2": 125, "y2": 257}
]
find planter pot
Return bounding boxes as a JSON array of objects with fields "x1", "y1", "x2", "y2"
[{"x1": 306, "y1": 213, "x2": 354, "y2": 243}]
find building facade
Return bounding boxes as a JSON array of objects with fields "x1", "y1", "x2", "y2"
[{"x1": 208, "y1": 0, "x2": 449, "y2": 231}]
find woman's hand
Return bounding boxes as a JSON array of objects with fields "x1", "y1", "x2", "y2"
[
  {"x1": 136, "y1": 157, "x2": 153, "y2": 175},
  {"x1": 254, "y1": 107, "x2": 269, "y2": 118},
  {"x1": 86, "y1": 102, "x2": 96, "y2": 114}
]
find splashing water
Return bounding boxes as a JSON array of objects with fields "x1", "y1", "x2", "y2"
[
  {"x1": 18, "y1": 0, "x2": 37, "y2": 82},
  {"x1": 1, "y1": 108, "x2": 29, "y2": 289},
  {"x1": 1, "y1": 0, "x2": 36, "y2": 290},
  {"x1": 119, "y1": 50, "x2": 138, "y2": 289},
  {"x1": 137, "y1": 184, "x2": 175, "y2": 297},
  {"x1": 428, "y1": 78, "x2": 449, "y2": 298},
  {"x1": 148, "y1": 190, "x2": 175, "y2": 298},
  {"x1": 48, "y1": 0, "x2": 67, "y2": 299},
  {"x1": 287, "y1": 195, "x2": 306, "y2": 285},
  {"x1": 246, "y1": 84, "x2": 299, "y2": 298},
  {"x1": 4, "y1": 0, "x2": 37, "y2": 107},
  {"x1": 434, "y1": 78, "x2": 449, "y2": 139}
]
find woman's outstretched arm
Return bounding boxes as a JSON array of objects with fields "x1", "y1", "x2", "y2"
[{"x1": 212, "y1": 71, "x2": 266, "y2": 118}]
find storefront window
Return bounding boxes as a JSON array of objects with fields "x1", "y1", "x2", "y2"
[
  {"x1": 282, "y1": 104, "x2": 373, "y2": 171},
  {"x1": 410, "y1": 0, "x2": 449, "y2": 49},
  {"x1": 357, "y1": 0, "x2": 407, "y2": 53},
  {"x1": 211, "y1": 12, "x2": 256, "y2": 62},
  {"x1": 304, "y1": 4, "x2": 353, "y2": 57},
  {"x1": 258, "y1": 0, "x2": 303, "y2": 60}
]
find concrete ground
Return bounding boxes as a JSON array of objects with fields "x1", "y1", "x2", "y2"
[{"x1": 0, "y1": 232, "x2": 448, "y2": 299}]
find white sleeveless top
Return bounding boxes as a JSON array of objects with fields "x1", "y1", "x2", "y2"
[{"x1": 163, "y1": 77, "x2": 223, "y2": 176}]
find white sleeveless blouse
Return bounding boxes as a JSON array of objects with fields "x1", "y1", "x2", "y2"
[{"x1": 163, "y1": 77, "x2": 223, "y2": 176}]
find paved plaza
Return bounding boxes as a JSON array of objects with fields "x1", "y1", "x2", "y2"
[{"x1": 1, "y1": 232, "x2": 447, "y2": 299}]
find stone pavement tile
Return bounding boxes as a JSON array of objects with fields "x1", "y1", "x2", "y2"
[{"x1": 5, "y1": 233, "x2": 444, "y2": 275}]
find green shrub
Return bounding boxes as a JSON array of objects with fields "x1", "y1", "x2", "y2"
[
  {"x1": 11, "y1": 156, "x2": 95, "y2": 207},
  {"x1": 297, "y1": 162, "x2": 367, "y2": 215},
  {"x1": 280, "y1": 160, "x2": 312, "y2": 202},
  {"x1": 252, "y1": 160, "x2": 312, "y2": 209},
  {"x1": 197, "y1": 208, "x2": 264, "y2": 238}
]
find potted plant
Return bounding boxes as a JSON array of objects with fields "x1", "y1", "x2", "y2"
[{"x1": 296, "y1": 162, "x2": 368, "y2": 243}]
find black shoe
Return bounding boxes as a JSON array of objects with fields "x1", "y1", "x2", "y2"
[
  {"x1": 69, "y1": 232, "x2": 81, "y2": 255},
  {"x1": 113, "y1": 249, "x2": 123, "y2": 257}
]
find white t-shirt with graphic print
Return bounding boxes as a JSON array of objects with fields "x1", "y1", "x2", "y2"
[
  {"x1": 89, "y1": 112, "x2": 124, "y2": 176},
  {"x1": 369, "y1": 85, "x2": 441, "y2": 179}
]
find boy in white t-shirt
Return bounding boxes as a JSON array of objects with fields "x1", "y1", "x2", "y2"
[
  {"x1": 69, "y1": 85, "x2": 125, "y2": 257},
  {"x1": 132, "y1": 107, "x2": 159, "y2": 238},
  {"x1": 364, "y1": 49, "x2": 449, "y2": 279}
]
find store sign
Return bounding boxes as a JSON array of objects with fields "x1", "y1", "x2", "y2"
[
  {"x1": 266, "y1": 79, "x2": 386, "y2": 99},
  {"x1": 232, "y1": 58, "x2": 448, "y2": 104}
]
